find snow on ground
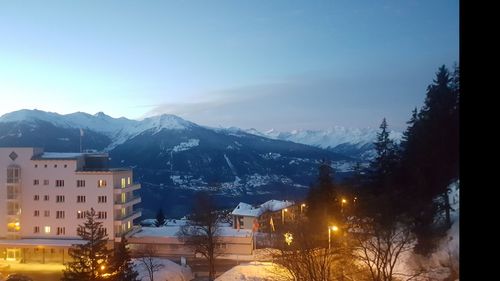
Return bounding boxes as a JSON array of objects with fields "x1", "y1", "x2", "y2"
[
  {"x1": 396, "y1": 181, "x2": 460, "y2": 281},
  {"x1": 133, "y1": 258, "x2": 194, "y2": 281},
  {"x1": 215, "y1": 262, "x2": 291, "y2": 281},
  {"x1": 172, "y1": 139, "x2": 200, "y2": 152}
]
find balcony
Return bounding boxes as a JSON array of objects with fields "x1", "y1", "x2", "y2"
[
  {"x1": 114, "y1": 210, "x2": 141, "y2": 223},
  {"x1": 114, "y1": 183, "x2": 140, "y2": 194},
  {"x1": 114, "y1": 195, "x2": 141, "y2": 208}
]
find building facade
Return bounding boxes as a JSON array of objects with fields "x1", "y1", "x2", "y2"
[{"x1": 0, "y1": 147, "x2": 141, "y2": 262}]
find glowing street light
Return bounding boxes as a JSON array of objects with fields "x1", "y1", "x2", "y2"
[
  {"x1": 300, "y1": 203, "x2": 306, "y2": 213},
  {"x1": 282, "y1": 208, "x2": 288, "y2": 224},
  {"x1": 328, "y1": 225, "x2": 338, "y2": 250},
  {"x1": 341, "y1": 198, "x2": 347, "y2": 213}
]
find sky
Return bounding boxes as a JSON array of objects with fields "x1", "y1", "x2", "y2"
[{"x1": 0, "y1": 0, "x2": 459, "y2": 131}]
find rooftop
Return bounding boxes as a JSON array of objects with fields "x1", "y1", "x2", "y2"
[{"x1": 231, "y1": 199, "x2": 294, "y2": 217}]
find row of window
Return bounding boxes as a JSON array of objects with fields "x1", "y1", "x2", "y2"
[
  {"x1": 33, "y1": 195, "x2": 107, "y2": 203},
  {"x1": 33, "y1": 179, "x2": 106, "y2": 188},
  {"x1": 34, "y1": 164, "x2": 68, "y2": 168},
  {"x1": 33, "y1": 210, "x2": 108, "y2": 219},
  {"x1": 33, "y1": 226, "x2": 108, "y2": 236}
]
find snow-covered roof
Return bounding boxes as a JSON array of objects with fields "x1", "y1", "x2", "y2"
[
  {"x1": 231, "y1": 200, "x2": 294, "y2": 217},
  {"x1": 0, "y1": 239, "x2": 86, "y2": 247},
  {"x1": 133, "y1": 225, "x2": 253, "y2": 238},
  {"x1": 231, "y1": 202, "x2": 261, "y2": 217},
  {"x1": 38, "y1": 152, "x2": 85, "y2": 159}
]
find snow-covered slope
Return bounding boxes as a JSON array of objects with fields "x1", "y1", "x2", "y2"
[
  {"x1": 0, "y1": 109, "x2": 196, "y2": 149},
  {"x1": 246, "y1": 126, "x2": 402, "y2": 149}
]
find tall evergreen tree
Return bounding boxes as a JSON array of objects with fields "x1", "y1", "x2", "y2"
[
  {"x1": 399, "y1": 65, "x2": 459, "y2": 253},
  {"x1": 370, "y1": 118, "x2": 398, "y2": 192},
  {"x1": 155, "y1": 208, "x2": 166, "y2": 227},
  {"x1": 306, "y1": 160, "x2": 342, "y2": 235},
  {"x1": 109, "y1": 236, "x2": 139, "y2": 281},
  {"x1": 61, "y1": 208, "x2": 112, "y2": 281}
]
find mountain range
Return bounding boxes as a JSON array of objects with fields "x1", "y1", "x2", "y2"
[{"x1": 0, "y1": 109, "x2": 400, "y2": 217}]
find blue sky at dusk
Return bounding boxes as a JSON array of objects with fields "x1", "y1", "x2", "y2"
[{"x1": 0, "y1": 0, "x2": 459, "y2": 131}]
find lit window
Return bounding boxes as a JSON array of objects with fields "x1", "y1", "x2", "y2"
[
  {"x1": 127, "y1": 221, "x2": 131, "y2": 229},
  {"x1": 98, "y1": 180, "x2": 107, "y2": 187},
  {"x1": 44, "y1": 226, "x2": 51, "y2": 233},
  {"x1": 127, "y1": 177, "x2": 131, "y2": 185},
  {"x1": 121, "y1": 178, "x2": 126, "y2": 188},
  {"x1": 121, "y1": 193, "x2": 126, "y2": 203}
]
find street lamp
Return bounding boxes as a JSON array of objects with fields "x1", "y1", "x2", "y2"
[
  {"x1": 282, "y1": 208, "x2": 288, "y2": 224},
  {"x1": 300, "y1": 203, "x2": 306, "y2": 213},
  {"x1": 341, "y1": 198, "x2": 347, "y2": 213},
  {"x1": 328, "y1": 225, "x2": 338, "y2": 250}
]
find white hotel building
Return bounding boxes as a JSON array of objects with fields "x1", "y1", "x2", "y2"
[{"x1": 0, "y1": 147, "x2": 141, "y2": 263}]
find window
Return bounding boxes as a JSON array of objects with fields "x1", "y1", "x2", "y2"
[
  {"x1": 56, "y1": 211, "x2": 65, "y2": 219},
  {"x1": 98, "y1": 228, "x2": 107, "y2": 236},
  {"x1": 77, "y1": 211, "x2": 85, "y2": 219},
  {"x1": 56, "y1": 195, "x2": 65, "y2": 203},
  {"x1": 77, "y1": 180, "x2": 85, "y2": 187},
  {"x1": 98, "y1": 180, "x2": 107, "y2": 187},
  {"x1": 34, "y1": 195, "x2": 39, "y2": 201},
  {"x1": 55, "y1": 180, "x2": 64, "y2": 187},
  {"x1": 127, "y1": 177, "x2": 131, "y2": 185},
  {"x1": 97, "y1": 211, "x2": 107, "y2": 220},
  {"x1": 44, "y1": 164, "x2": 47, "y2": 168},
  {"x1": 77, "y1": 195, "x2": 86, "y2": 203},
  {"x1": 121, "y1": 178, "x2": 126, "y2": 188},
  {"x1": 98, "y1": 196, "x2": 107, "y2": 203},
  {"x1": 6, "y1": 166, "x2": 20, "y2": 184},
  {"x1": 64, "y1": 164, "x2": 67, "y2": 168},
  {"x1": 43, "y1": 179, "x2": 49, "y2": 185},
  {"x1": 44, "y1": 210, "x2": 50, "y2": 217},
  {"x1": 34, "y1": 226, "x2": 40, "y2": 234},
  {"x1": 44, "y1": 226, "x2": 51, "y2": 234},
  {"x1": 44, "y1": 195, "x2": 49, "y2": 201},
  {"x1": 34, "y1": 210, "x2": 40, "y2": 217},
  {"x1": 77, "y1": 226, "x2": 85, "y2": 235},
  {"x1": 57, "y1": 227, "x2": 65, "y2": 235},
  {"x1": 54, "y1": 164, "x2": 58, "y2": 168},
  {"x1": 33, "y1": 179, "x2": 39, "y2": 185},
  {"x1": 35, "y1": 164, "x2": 38, "y2": 168},
  {"x1": 121, "y1": 193, "x2": 126, "y2": 203}
]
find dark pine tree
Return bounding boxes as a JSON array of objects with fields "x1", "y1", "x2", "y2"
[
  {"x1": 400, "y1": 65, "x2": 459, "y2": 254},
  {"x1": 61, "y1": 208, "x2": 112, "y2": 281},
  {"x1": 306, "y1": 160, "x2": 342, "y2": 237},
  {"x1": 109, "y1": 236, "x2": 139, "y2": 281},
  {"x1": 155, "y1": 208, "x2": 166, "y2": 227},
  {"x1": 369, "y1": 118, "x2": 398, "y2": 193}
]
